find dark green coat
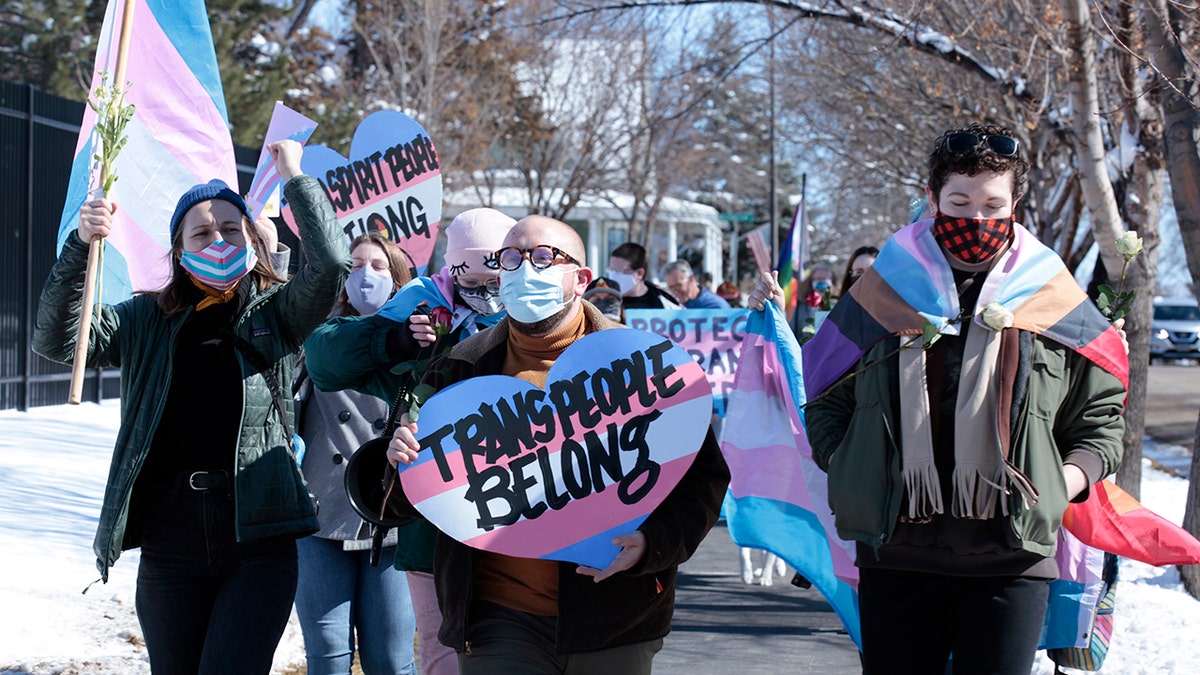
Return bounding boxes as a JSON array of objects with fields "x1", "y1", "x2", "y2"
[
  {"x1": 32, "y1": 176, "x2": 350, "y2": 581},
  {"x1": 805, "y1": 333, "x2": 1126, "y2": 559}
]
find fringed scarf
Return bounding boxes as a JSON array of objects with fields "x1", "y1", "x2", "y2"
[{"x1": 803, "y1": 220, "x2": 1127, "y2": 522}]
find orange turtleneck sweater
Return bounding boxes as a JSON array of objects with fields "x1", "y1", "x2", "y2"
[{"x1": 473, "y1": 306, "x2": 588, "y2": 617}]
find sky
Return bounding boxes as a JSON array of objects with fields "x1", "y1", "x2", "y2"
[{"x1": 1, "y1": 400, "x2": 1198, "y2": 673}]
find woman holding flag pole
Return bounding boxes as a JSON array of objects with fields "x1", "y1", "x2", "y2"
[{"x1": 33, "y1": 140, "x2": 350, "y2": 673}]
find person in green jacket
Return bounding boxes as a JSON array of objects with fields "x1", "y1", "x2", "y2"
[
  {"x1": 32, "y1": 140, "x2": 349, "y2": 675},
  {"x1": 304, "y1": 207, "x2": 516, "y2": 675},
  {"x1": 802, "y1": 123, "x2": 1127, "y2": 675}
]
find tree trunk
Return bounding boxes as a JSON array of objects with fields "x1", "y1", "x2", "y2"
[
  {"x1": 1145, "y1": 0, "x2": 1200, "y2": 598},
  {"x1": 1061, "y1": 0, "x2": 1129, "y2": 280},
  {"x1": 1062, "y1": 0, "x2": 1150, "y2": 494},
  {"x1": 1112, "y1": 0, "x2": 1167, "y2": 500},
  {"x1": 1117, "y1": 161, "x2": 1163, "y2": 500},
  {"x1": 1182, "y1": 410, "x2": 1200, "y2": 597}
]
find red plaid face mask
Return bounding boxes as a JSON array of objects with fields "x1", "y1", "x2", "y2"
[{"x1": 932, "y1": 212, "x2": 1013, "y2": 263}]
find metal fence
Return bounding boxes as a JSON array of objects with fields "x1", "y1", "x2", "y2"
[{"x1": 0, "y1": 81, "x2": 260, "y2": 411}]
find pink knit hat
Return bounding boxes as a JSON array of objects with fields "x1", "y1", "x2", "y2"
[{"x1": 443, "y1": 208, "x2": 517, "y2": 277}]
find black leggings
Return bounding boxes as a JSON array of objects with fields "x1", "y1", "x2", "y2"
[{"x1": 858, "y1": 567, "x2": 1050, "y2": 675}]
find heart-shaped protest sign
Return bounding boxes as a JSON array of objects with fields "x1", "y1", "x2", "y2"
[
  {"x1": 282, "y1": 110, "x2": 442, "y2": 271},
  {"x1": 397, "y1": 329, "x2": 713, "y2": 569}
]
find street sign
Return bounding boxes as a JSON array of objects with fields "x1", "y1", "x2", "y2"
[{"x1": 719, "y1": 212, "x2": 757, "y2": 223}]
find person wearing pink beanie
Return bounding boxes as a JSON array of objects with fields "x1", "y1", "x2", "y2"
[{"x1": 303, "y1": 206, "x2": 517, "y2": 675}]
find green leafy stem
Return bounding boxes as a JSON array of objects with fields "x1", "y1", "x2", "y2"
[{"x1": 87, "y1": 72, "x2": 135, "y2": 196}]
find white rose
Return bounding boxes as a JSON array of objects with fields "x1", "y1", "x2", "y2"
[
  {"x1": 1116, "y1": 231, "x2": 1144, "y2": 260},
  {"x1": 980, "y1": 302, "x2": 1014, "y2": 331}
]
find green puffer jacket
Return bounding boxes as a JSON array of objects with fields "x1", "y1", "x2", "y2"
[
  {"x1": 32, "y1": 176, "x2": 350, "y2": 581},
  {"x1": 804, "y1": 333, "x2": 1125, "y2": 559}
]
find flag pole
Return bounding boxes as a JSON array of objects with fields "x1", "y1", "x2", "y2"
[
  {"x1": 791, "y1": 173, "x2": 807, "y2": 335},
  {"x1": 70, "y1": 0, "x2": 137, "y2": 405}
]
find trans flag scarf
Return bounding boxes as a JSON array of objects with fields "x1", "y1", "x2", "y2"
[{"x1": 802, "y1": 219, "x2": 1128, "y2": 522}]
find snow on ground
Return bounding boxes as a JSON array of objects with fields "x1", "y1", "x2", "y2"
[
  {"x1": 1, "y1": 401, "x2": 1199, "y2": 673},
  {"x1": 0, "y1": 401, "x2": 304, "y2": 674}
]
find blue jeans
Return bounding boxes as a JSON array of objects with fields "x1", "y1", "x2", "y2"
[
  {"x1": 295, "y1": 536, "x2": 416, "y2": 675},
  {"x1": 135, "y1": 478, "x2": 298, "y2": 675}
]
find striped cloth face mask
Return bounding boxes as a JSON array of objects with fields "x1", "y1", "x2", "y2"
[{"x1": 180, "y1": 240, "x2": 259, "y2": 291}]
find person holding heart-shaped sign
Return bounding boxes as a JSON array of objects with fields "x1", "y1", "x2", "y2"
[
  {"x1": 305, "y1": 207, "x2": 517, "y2": 675},
  {"x1": 384, "y1": 215, "x2": 730, "y2": 675}
]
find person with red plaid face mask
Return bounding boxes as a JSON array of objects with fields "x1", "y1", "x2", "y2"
[{"x1": 804, "y1": 122, "x2": 1127, "y2": 675}]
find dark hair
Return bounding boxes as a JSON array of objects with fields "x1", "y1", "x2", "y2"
[
  {"x1": 611, "y1": 242, "x2": 648, "y2": 272},
  {"x1": 332, "y1": 233, "x2": 413, "y2": 317},
  {"x1": 152, "y1": 213, "x2": 286, "y2": 317},
  {"x1": 797, "y1": 262, "x2": 839, "y2": 299},
  {"x1": 839, "y1": 246, "x2": 879, "y2": 297},
  {"x1": 927, "y1": 122, "x2": 1029, "y2": 205}
]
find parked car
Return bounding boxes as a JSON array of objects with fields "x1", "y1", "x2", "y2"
[{"x1": 1150, "y1": 297, "x2": 1200, "y2": 362}]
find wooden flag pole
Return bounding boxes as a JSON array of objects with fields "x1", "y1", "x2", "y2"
[{"x1": 69, "y1": 0, "x2": 137, "y2": 405}]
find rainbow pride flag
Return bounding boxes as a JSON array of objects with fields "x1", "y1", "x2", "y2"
[
  {"x1": 721, "y1": 301, "x2": 862, "y2": 648},
  {"x1": 58, "y1": 0, "x2": 235, "y2": 302},
  {"x1": 775, "y1": 200, "x2": 804, "y2": 314},
  {"x1": 803, "y1": 219, "x2": 1129, "y2": 398}
]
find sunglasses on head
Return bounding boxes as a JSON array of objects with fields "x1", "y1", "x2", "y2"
[{"x1": 937, "y1": 132, "x2": 1019, "y2": 157}]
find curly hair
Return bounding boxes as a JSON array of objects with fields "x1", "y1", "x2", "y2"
[{"x1": 927, "y1": 122, "x2": 1029, "y2": 204}]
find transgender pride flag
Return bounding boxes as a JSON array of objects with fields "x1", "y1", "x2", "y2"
[
  {"x1": 721, "y1": 302, "x2": 862, "y2": 648},
  {"x1": 58, "y1": 0, "x2": 235, "y2": 302}
]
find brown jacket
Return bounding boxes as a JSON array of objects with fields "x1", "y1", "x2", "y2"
[{"x1": 386, "y1": 300, "x2": 730, "y2": 654}]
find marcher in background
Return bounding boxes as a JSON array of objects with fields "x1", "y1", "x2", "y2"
[
  {"x1": 803, "y1": 122, "x2": 1127, "y2": 675},
  {"x1": 608, "y1": 241, "x2": 681, "y2": 310},
  {"x1": 303, "y1": 207, "x2": 516, "y2": 675},
  {"x1": 292, "y1": 232, "x2": 416, "y2": 675},
  {"x1": 583, "y1": 276, "x2": 625, "y2": 323},
  {"x1": 385, "y1": 215, "x2": 730, "y2": 675},
  {"x1": 32, "y1": 140, "x2": 349, "y2": 674},
  {"x1": 838, "y1": 245, "x2": 879, "y2": 298},
  {"x1": 663, "y1": 260, "x2": 731, "y2": 309},
  {"x1": 716, "y1": 280, "x2": 743, "y2": 307},
  {"x1": 793, "y1": 263, "x2": 839, "y2": 322},
  {"x1": 251, "y1": 211, "x2": 295, "y2": 275}
]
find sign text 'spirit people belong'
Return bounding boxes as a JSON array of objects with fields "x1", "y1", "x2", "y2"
[
  {"x1": 398, "y1": 329, "x2": 713, "y2": 569},
  {"x1": 281, "y1": 110, "x2": 443, "y2": 271}
]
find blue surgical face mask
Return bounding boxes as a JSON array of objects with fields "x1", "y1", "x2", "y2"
[
  {"x1": 814, "y1": 279, "x2": 832, "y2": 293},
  {"x1": 499, "y1": 261, "x2": 571, "y2": 324},
  {"x1": 345, "y1": 267, "x2": 393, "y2": 315},
  {"x1": 456, "y1": 283, "x2": 504, "y2": 316}
]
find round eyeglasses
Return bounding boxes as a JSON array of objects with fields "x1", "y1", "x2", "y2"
[{"x1": 489, "y1": 245, "x2": 582, "y2": 271}]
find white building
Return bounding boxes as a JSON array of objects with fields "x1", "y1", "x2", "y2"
[{"x1": 442, "y1": 186, "x2": 724, "y2": 286}]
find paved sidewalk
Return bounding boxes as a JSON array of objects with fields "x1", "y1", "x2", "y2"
[{"x1": 655, "y1": 522, "x2": 861, "y2": 674}]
